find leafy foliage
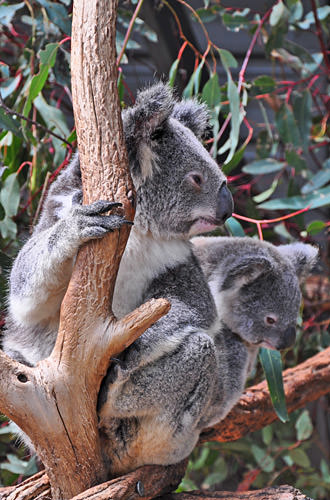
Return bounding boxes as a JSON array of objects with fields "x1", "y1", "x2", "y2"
[{"x1": 0, "y1": 0, "x2": 329, "y2": 495}]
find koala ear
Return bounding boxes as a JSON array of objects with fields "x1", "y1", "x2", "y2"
[
  {"x1": 222, "y1": 256, "x2": 272, "y2": 291},
  {"x1": 171, "y1": 99, "x2": 209, "y2": 139},
  {"x1": 123, "y1": 82, "x2": 174, "y2": 183},
  {"x1": 277, "y1": 242, "x2": 318, "y2": 282}
]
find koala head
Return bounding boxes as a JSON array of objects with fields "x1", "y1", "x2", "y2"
[
  {"x1": 122, "y1": 83, "x2": 233, "y2": 239},
  {"x1": 193, "y1": 237, "x2": 318, "y2": 350}
]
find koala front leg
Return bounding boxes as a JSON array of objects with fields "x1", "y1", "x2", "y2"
[{"x1": 9, "y1": 201, "x2": 130, "y2": 327}]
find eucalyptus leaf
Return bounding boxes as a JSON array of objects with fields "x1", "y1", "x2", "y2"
[
  {"x1": 0, "y1": 172, "x2": 20, "y2": 217},
  {"x1": 0, "y1": 216, "x2": 17, "y2": 239},
  {"x1": 201, "y1": 73, "x2": 221, "y2": 108},
  {"x1": 0, "y1": 2, "x2": 25, "y2": 25},
  {"x1": 0, "y1": 109, "x2": 23, "y2": 138},
  {"x1": 259, "y1": 348, "x2": 289, "y2": 423},
  {"x1": 289, "y1": 448, "x2": 310, "y2": 468},
  {"x1": 243, "y1": 159, "x2": 285, "y2": 175},
  {"x1": 23, "y1": 43, "x2": 59, "y2": 117},
  {"x1": 169, "y1": 59, "x2": 179, "y2": 88},
  {"x1": 253, "y1": 178, "x2": 279, "y2": 203},
  {"x1": 306, "y1": 220, "x2": 326, "y2": 235},
  {"x1": 35, "y1": 0, "x2": 71, "y2": 34},
  {"x1": 295, "y1": 410, "x2": 313, "y2": 441},
  {"x1": 301, "y1": 160, "x2": 330, "y2": 194},
  {"x1": 225, "y1": 216, "x2": 245, "y2": 237},
  {"x1": 292, "y1": 90, "x2": 312, "y2": 153},
  {"x1": 259, "y1": 185, "x2": 330, "y2": 210}
]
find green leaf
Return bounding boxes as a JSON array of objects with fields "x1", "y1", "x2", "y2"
[
  {"x1": 270, "y1": 1, "x2": 288, "y2": 26},
  {"x1": 0, "y1": 172, "x2": 20, "y2": 217},
  {"x1": 321, "y1": 459, "x2": 330, "y2": 483},
  {"x1": 0, "y1": 2, "x2": 25, "y2": 25},
  {"x1": 285, "y1": 149, "x2": 306, "y2": 172},
  {"x1": 35, "y1": 0, "x2": 71, "y2": 34},
  {"x1": 295, "y1": 410, "x2": 313, "y2": 441},
  {"x1": 259, "y1": 348, "x2": 289, "y2": 423},
  {"x1": 225, "y1": 216, "x2": 245, "y2": 237},
  {"x1": 251, "y1": 444, "x2": 275, "y2": 472},
  {"x1": 275, "y1": 104, "x2": 301, "y2": 148},
  {"x1": 0, "y1": 108, "x2": 23, "y2": 138},
  {"x1": 259, "y1": 185, "x2": 330, "y2": 210},
  {"x1": 201, "y1": 73, "x2": 221, "y2": 108},
  {"x1": 250, "y1": 75, "x2": 276, "y2": 97},
  {"x1": 0, "y1": 74, "x2": 21, "y2": 100},
  {"x1": 225, "y1": 77, "x2": 240, "y2": 163},
  {"x1": 202, "y1": 458, "x2": 227, "y2": 487},
  {"x1": 190, "y1": 447, "x2": 210, "y2": 470},
  {"x1": 253, "y1": 178, "x2": 279, "y2": 203},
  {"x1": 243, "y1": 159, "x2": 285, "y2": 175},
  {"x1": 262, "y1": 425, "x2": 273, "y2": 446},
  {"x1": 306, "y1": 220, "x2": 326, "y2": 235},
  {"x1": 222, "y1": 13, "x2": 249, "y2": 32},
  {"x1": 292, "y1": 90, "x2": 312, "y2": 153},
  {"x1": 23, "y1": 43, "x2": 60, "y2": 117},
  {"x1": 289, "y1": 448, "x2": 310, "y2": 468},
  {"x1": 222, "y1": 145, "x2": 246, "y2": 174},
  {"x1": 301, "y1": 159, "x2": 330, "y2": 194},
  {"x1": 193, "y1": 60, "x2": 205, "y2": 95},
  {"x1": 34, "y1": 94, "x2": 70, "y2": 139},
  {"x1": 0, "y1": 216, "x2": 17, "y2": 239},
  {"x1": 169, "y1": 59, "x2": 179, "y2": 88},
  {"x1": 218, "y1": 49, "x2": 238, "y2": 70}
]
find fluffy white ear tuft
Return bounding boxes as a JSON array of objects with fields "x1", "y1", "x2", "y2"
[{"x1": 277, "y1": 242, "x2": 318, "y2": 281}]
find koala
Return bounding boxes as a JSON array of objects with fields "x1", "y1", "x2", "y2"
[
  {"x1": 192, "y1": 236, "x2": 318, "y2": 426},
  {"x1": 3, "y1": 83, "x2": 233, "y2": 474}
]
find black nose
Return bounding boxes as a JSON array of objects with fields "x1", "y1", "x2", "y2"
[
  {"x1": 216, "y1": 183, "x2": 234, "y2": 223},
  {"x1": 277, "y1": 326, "x2": 296, "y2": 350}
]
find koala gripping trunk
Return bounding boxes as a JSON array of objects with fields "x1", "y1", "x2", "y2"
[{"x1": 0, "y1": 1, "x2": 170, "y2": 499}]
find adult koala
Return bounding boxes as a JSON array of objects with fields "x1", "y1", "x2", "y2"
[{"x1": 3, "y1": 83, "x2": 233, "y2": 473}]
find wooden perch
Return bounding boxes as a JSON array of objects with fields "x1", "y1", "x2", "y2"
[
  {"x1": 1, "y1": 346, "x2": 328, "y2": 499},
  {"x1": 161, "y1": 486, "x2": 311, "y2": 500},
  {"x1": 0, "y1": 469, "x2": 310, "y2": 500}
]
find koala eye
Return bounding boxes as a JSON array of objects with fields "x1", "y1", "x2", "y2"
[
  {"x1": 187, "y1": 172, "x2": 204, "y2": 189},
  {"x1": 265, "y1": 315, "x2": 277, "y2": 326},
  {"x1": 150, "y1": 128, "x2": 164, "y2": 141}
]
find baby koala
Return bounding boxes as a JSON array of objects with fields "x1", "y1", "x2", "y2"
[{"x1": 192, "y1": 236, "x2": 318, "y2": 426}]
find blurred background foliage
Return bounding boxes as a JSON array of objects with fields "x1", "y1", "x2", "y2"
[{"x1": 0, "y1": 0, "x2": 329, "y2": 498}]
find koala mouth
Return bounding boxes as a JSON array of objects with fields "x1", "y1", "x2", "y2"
[
  {"x1": 189, "y1": 217, "x2": 220, "y2": 236},
  {"x1": 259, "y1": 340, "x2": 277, "y2": 350}
]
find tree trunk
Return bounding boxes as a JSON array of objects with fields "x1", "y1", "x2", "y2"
[{"x1": 0, "y1": 1, "x2": 169, "y2": 498}]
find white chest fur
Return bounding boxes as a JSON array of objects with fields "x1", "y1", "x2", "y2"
[{"x1": 112, "y1": 229, "x2": 191, "y2": 318}]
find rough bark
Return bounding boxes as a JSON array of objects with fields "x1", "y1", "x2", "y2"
[
  {"x1": 160, "y1": 486, "x2": 311, "y2": 500},
  {"x1": 1, "y1": 346, "x2": 328, "y2": 499},
  {"x1": 0, "y1": 473, "x2": 309, "y2": 500},
  {"x1": 200, "y1": 346, "x2": 330, "y2": 443},
  {"x1": 0, "y1": 1, "x2": 170, "y2": 498}
]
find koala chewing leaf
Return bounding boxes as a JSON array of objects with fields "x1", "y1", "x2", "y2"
[
  {"x1": 3, "y1": 83, "x2": 233, "y2": 474},
  {"x1": 192, "y1": 236, "x2": 318, "y2": 426}
]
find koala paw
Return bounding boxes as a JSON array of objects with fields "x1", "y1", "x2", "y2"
[{"x1": 71, "y1": 200, "x2": 133, "y2": 243}]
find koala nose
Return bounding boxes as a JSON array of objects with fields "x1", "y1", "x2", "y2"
[
  {"x1": 277, "y1": 326, "x2": 296, "y2": 350},
  {"x1": 216, "y1": 183, "x2": 234, "y2": 223}
]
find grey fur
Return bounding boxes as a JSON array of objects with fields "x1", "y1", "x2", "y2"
[
  {"x1": 192, "y1": 236, "x2": 318, "y2": 426},
  {"x1": 3, "y1": 83, "x2": 233, "y2": 474}
]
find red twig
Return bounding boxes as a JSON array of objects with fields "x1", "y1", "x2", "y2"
[
  {"x1": 310, "y1": 0, "x2": 330, "y2": 73},
  {"x1": 237, "y1": 4, "x2": 275, "y2": 93}
]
